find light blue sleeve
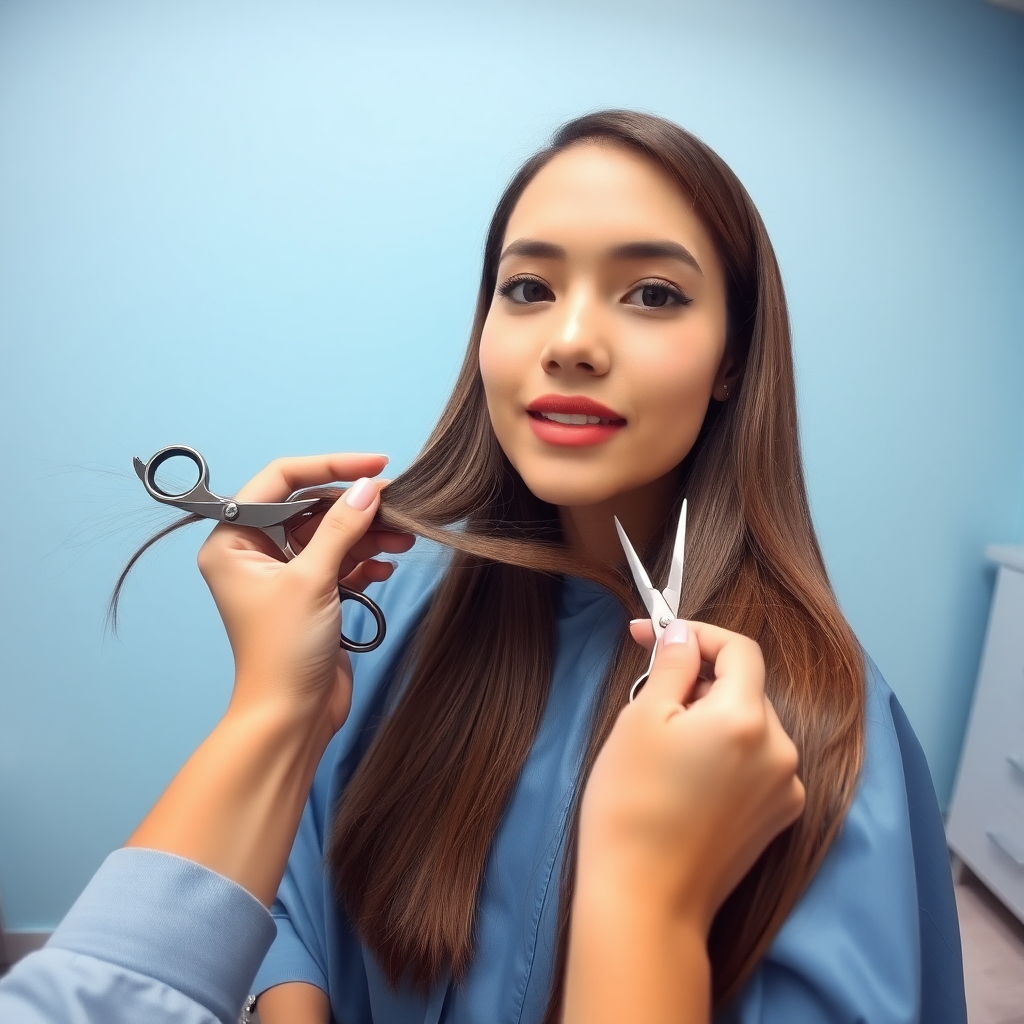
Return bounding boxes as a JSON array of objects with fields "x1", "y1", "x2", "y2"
[
  {"x1": 720, "y1": 665, "x2": 920, "y2": 1024},
  {"x1": 0, "y1": 847, "x2": 276, "y2": 1024}
]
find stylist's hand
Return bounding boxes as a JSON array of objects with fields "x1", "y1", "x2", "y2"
[
  {"x1": 578, "y1": 619, "x2": 805, "y2": 938},
  {"x1": 196, "y1": 454, "x2": 414, "y2": 738}
]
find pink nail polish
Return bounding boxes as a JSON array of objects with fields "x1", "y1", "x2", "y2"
[
  {"x1": 344, "y1": 477, "x2": 377, "y2": 510},
  {"x1": 662, "y1": 619, "x2": 689, "y2": 645}
]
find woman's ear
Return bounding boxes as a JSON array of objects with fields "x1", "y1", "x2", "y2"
[{"x1": 712, "y1": 350, "x2": 743, "y2": 402}]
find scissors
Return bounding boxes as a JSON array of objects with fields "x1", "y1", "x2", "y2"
[
  {"x1": 134, "y1": 444, "x2": 387, "y2": 653},
  {"x1": 614, "y1": 498, "x2": 687, "y2": 702}
]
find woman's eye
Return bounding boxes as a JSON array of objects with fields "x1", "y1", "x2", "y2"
[
  {"x1": 499, "y1": 276, "x2": 554, "y2": 304},
  {"x1": 624, "y1": 282, "x2": 691, "y2": 309}
]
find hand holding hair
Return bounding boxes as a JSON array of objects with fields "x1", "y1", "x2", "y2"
[
  {"x1": 563, "y1": 620, "x2": 805, "y2": 1024},
  {"x1": 193, "y1": 452, "x2": 412, "y2": 733},
  {"x1": 126, "y1": 453, "x2": 414, "y2": 907}
]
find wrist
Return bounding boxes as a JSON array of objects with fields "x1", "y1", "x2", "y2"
[
  {"x1": 220, "y1": 697, "x2": 333, "y2": 770},
  {"x1": 565, "y1": 864, "x2": 711, "y2": 1024},
  {"x1": 576, "y1": 864, "x2": 710, "y2": 940},
  {"x1": 575, "y1": 836, "x2": 715, "y2": 940},
  {"x1": 225, "y1": 678, "x2": 339, "y2": 756}
]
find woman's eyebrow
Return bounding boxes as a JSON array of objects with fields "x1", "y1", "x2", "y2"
[
  {"x1": 609, "y1": 240, "x2": 703, "y2": 275},
  {"x1": 498, "y1": 238, "x2": 703, "y2": 276},
  {"x1": 498, "y1": 239, "x2": 565, "y2": 263}
]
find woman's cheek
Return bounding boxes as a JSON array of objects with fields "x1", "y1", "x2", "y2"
[
  {"x1": 649, "y1": 373, "x2": 715, "y2": 466},
  {"x1": 478, "y1": 326, "x2": 513, "y2": 397},
  {"x1": 478, "y1": 334, "x2": 520, "y2": 449}
]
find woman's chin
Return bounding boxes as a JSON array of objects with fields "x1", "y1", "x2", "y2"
[{"x1": 521, "y1": 474, "x2": 627, "y2": 511}]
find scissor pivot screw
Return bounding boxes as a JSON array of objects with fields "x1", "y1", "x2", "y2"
[
  {"x1": 223, "y1": 502, "x2": 239, "y2": 520},
  {"x1": 659, "y1": 615, "x2": 672, "y2": 628}
]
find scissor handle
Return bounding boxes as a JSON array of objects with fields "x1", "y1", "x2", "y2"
[
  {"x1": 337, "y1": 585, "x2": 387, "y2": 653},
  {"x1": 628, "y1": 644, "x2": 658, "y2": 703},
  {"x1": 139, "y1": 444, "x2": 219, "y2": 504},
  {"x1": 628, "y1": 673, "x2": 649, "y2": 703}
]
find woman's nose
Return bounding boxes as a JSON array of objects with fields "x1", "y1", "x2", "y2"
[{"x1": 539, "y1": 290, "x2": 611, "y2": 376}]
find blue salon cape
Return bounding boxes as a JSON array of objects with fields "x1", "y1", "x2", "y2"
[
  {"x1": 0, "y1": 545, "x2": 919, "y2": 1022},
  {"x1": 253, "y1": 545, "x2": 920, "y2": 1023}
]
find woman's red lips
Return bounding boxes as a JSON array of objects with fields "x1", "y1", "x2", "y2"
[
  {"x1": 526, "y1": 395, "x2": 626, "y2": 423},
  {"x1": 525, "y1": 394, "x2": 626, "y2": 447}
]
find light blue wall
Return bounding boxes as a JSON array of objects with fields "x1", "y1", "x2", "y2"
[{"x1": 1, "y1": 0, "x2": 1022, "y2": 930}]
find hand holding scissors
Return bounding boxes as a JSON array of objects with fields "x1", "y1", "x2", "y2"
[
  {"x1": 135, "y1": 444, "x2": 389, "y2": 653},
  {"x1": 615, "y1": 498, "x2": 687, "y2": 702},
  {"x1": 571, "y1": 504, "x2": 804, "y2": 1020}
]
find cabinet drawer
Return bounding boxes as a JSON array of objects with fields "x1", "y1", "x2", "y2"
[
  {"x1": 971, "y1": 747, "x2": 1024, "y2": 813},
  {"x1": 955, "y1": 811, "x2": 1024, "y2": 922},
  {"x1": 949, "y1": 751, "x2": 1024, "y2": 848}
]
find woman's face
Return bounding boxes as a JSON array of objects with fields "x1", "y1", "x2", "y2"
[{"x1": 479, "y1": 141, "x2": 731, "y2": 512}]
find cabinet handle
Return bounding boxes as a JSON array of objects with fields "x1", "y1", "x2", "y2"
[{"x1": 987, "y1": 830, "x2": 1024, "y2": 869}]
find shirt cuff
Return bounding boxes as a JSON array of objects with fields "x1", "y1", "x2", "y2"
[{"x1": 47, "y1": 847, "x2": 277, "y2": 1024}]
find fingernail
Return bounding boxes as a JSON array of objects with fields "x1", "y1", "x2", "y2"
[
  {"x1": 662, "y1": 619, "x2": 689, "y2": 645},
  {"x1": 629, "y1": 618, "x2": 645, "y2": 627},
  {"x1": 345, "y1": 477, "x2": 378, "y2": 510}
]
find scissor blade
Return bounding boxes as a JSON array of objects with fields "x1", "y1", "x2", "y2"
[
  {"x1": 133, "y1": 457, "x2": 146, "y2": 482},
  {"x1": 232, "y1": 498, "x2": 322, "y2": 529},
  {"x1": 157, "y1": 500, "x2": 230, "y2": 518},
  {"x1": 662, "y1": 498, "x2": 687, "y2": 617},
  {"x1": 614, "y1": 516, "x2": 660, "y2": 621}
]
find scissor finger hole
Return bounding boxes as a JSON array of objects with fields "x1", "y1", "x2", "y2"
[
  {"x1": 149, "y1": 450, "x2": 203, "y2": 498},
  {"x1": 337, "y1": 588, "x2": 386, "y2": 653}
]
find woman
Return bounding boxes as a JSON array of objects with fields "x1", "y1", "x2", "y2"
[{"x1": 243, "y1": 110, "x2": 917, "y2": 1022}]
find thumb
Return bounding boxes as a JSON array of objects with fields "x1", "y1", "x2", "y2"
[
  {"x1": 294, "y1": 476, "x2": 382, "y2": 581},
  {"x1": 639, "y1": 619, "x2": 701, "y2": 706}
]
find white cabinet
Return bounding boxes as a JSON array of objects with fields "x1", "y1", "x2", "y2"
[{"x1": 947, "y1": 546, "x2": 1024, "y2": 922}]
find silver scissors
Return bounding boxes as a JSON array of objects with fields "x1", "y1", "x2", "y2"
[
  {"x1": 615, "y1": 498, "x2": 687, "y2": 702},
  {"x1": 134, "y1": 444, "x2": 386, "y2": 653}
]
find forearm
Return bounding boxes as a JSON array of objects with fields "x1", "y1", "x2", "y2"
[
  {"x1": 126, "y1": 691, "x2": 330, "y2": 907},
  {"x1": 562, "y1": 873, "x2": 710, "y2": 1024}
]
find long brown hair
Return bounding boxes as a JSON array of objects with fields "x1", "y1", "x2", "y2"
[{"x1": 114, "y1": 110, "x2": 864, "y2": 1012}]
